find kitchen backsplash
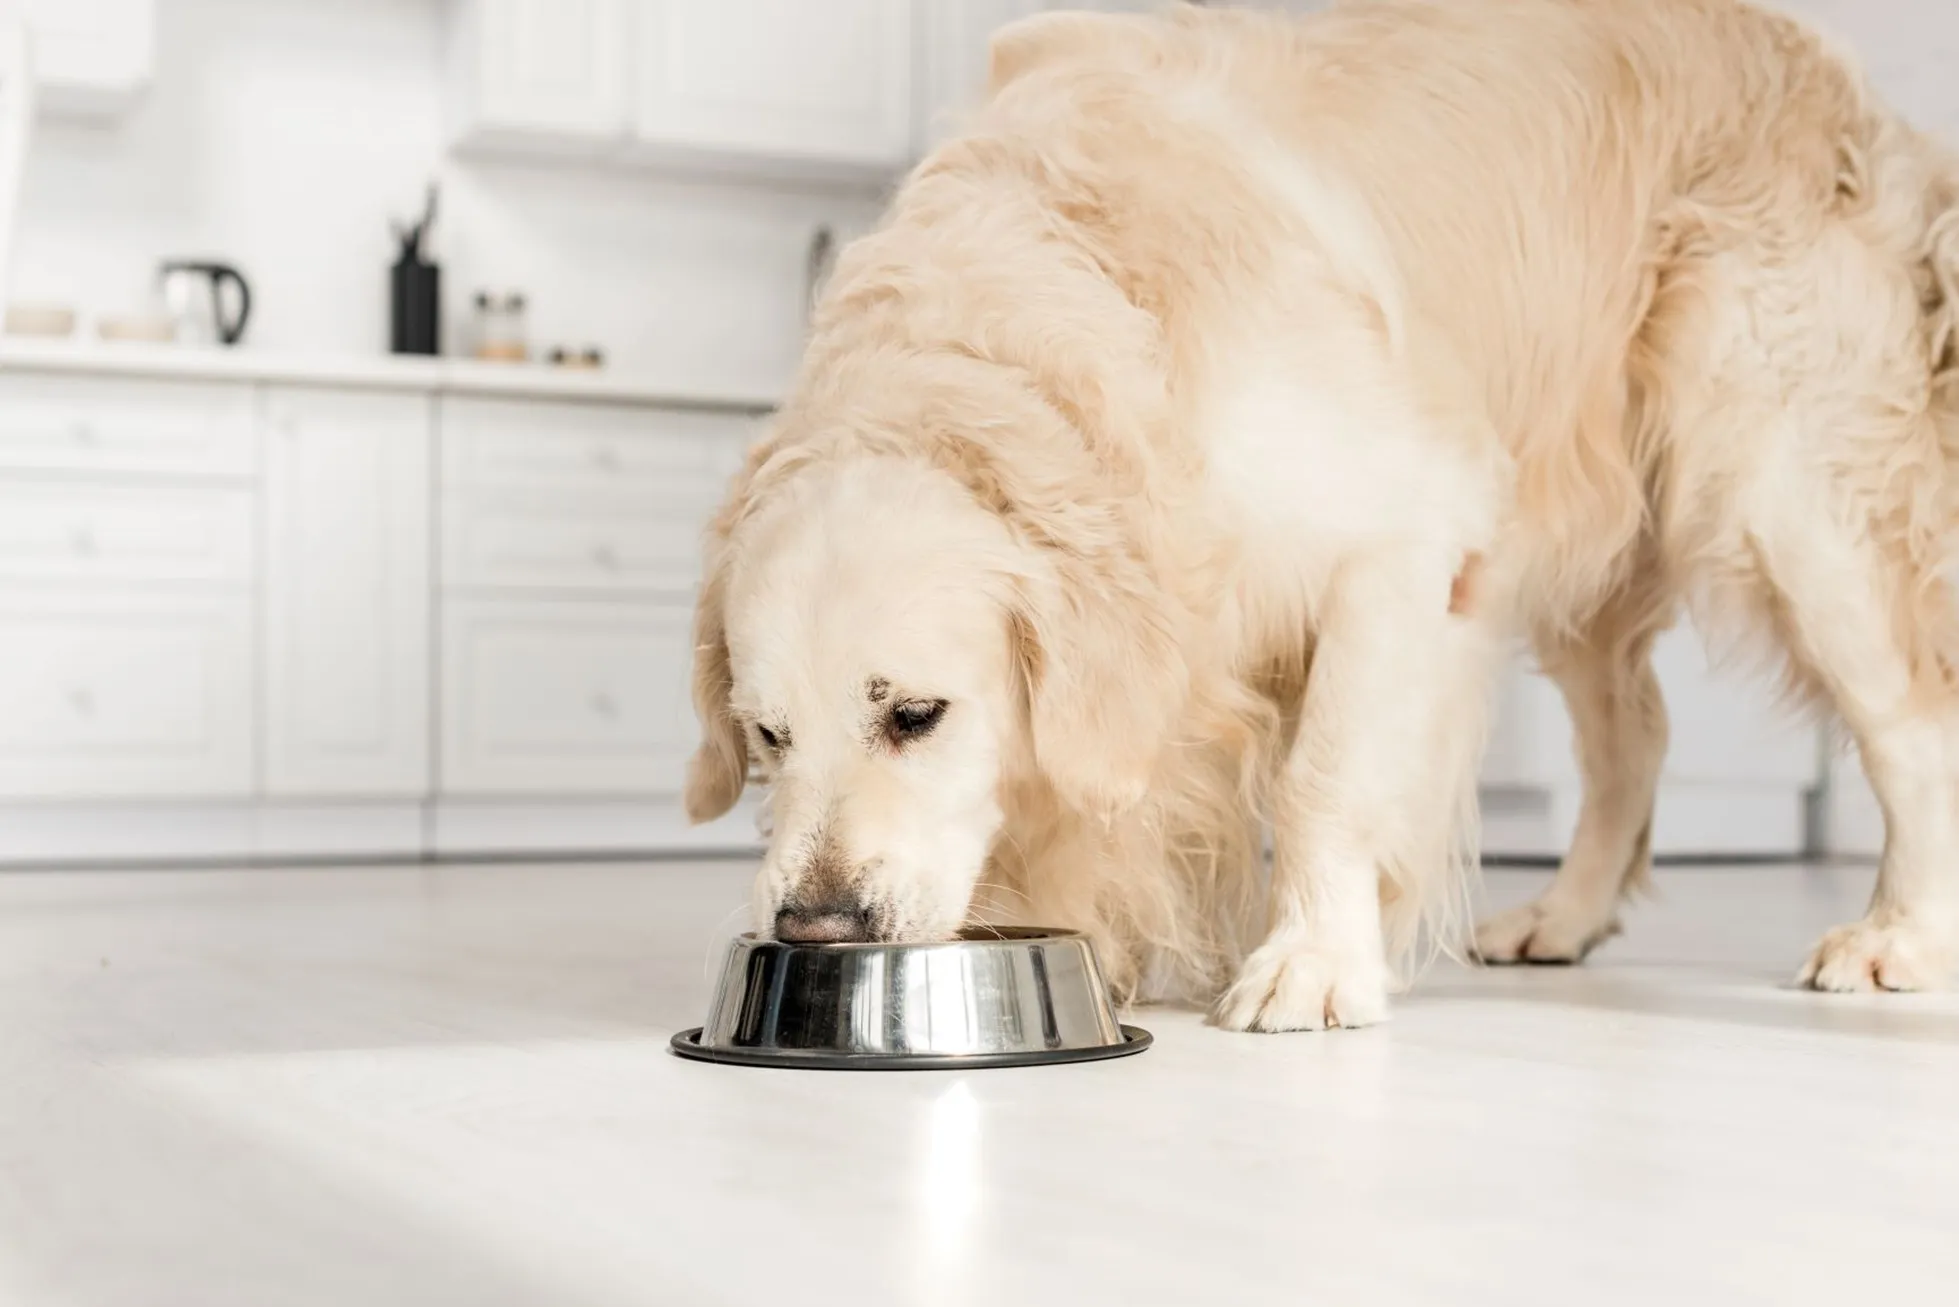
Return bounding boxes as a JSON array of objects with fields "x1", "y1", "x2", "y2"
[{"x1": 4, "y1": 0, "x2": 882, "y2": 393}]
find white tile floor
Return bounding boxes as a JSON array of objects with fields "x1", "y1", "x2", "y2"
[{"x1": 2, "y1": 861, "x2": 1956, "y2": 1307}]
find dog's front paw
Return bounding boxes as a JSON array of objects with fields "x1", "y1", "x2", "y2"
[
  {"x1": 1473, "y1": 898, "x2": 1620, "y2": 965},
  {"x1": 1799, "y1": 918, "x2": 1953, "y2": 992},
  {"x1": 1214, "y1": 932, "x2": 1390, "y2": 1032}
]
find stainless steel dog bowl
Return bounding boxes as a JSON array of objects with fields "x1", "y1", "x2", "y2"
[{"x1": 670, "y1": 927, "x2": 1151, "y2": 1070}]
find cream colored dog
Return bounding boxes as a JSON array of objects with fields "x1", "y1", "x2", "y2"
[{"x1": 685, "y1": 0, "x2": 1959, "y2": 1031}]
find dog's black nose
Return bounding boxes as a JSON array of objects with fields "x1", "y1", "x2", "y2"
[{"x1": 774, "y1": 900, "x2": 874, "y2": 943}]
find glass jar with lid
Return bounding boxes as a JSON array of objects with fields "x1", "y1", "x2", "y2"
[{"x1": 472, "y1": 291, "x2": 528, "y2": 362}]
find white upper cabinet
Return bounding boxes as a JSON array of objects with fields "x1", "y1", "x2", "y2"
[
  {"x1": 631, "y1": 0, "x2": 912, "y2": 175},
  {"x1": 449, "y1": 0, "x2": 631, "y2": 152},
  {"x1": 912, "y1": 0, "x2": 1045, "y2": 154},
  {"x1": 19, "y1": 0, "x2": 154, "y2": 122},
  {"x1": 450, "y1": 0, "x2": 915, "y2": 178}
]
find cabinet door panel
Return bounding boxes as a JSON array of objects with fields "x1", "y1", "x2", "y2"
[
  {"x1": 455, "y1": 0, "x2": 628, "y2": 146},
  {"x1": 0, "y1": 373, "x2": 255, "y2": 479},
  {"x1": 0, "y1": 590, "x2": 251, "y2": 798},
  {"x1": 0, "y1": 482, "x2": 252, "y2": 584},
  {"x1": 441, "y1": 599, "x2": 694, "y2": 796},
  {"x1": 264, "y1": 389, "x2": 432, "y2": 797},
  {"x1": 634, "y1": 0, "x2": 911, "y2": 167}
]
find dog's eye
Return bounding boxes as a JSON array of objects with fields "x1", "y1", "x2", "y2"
[
  {"x1": 888, "y1": 699, "x2": 947, "y2": 743},
  {"x1": 754, "y1": 722, "x2": 787, "y2": 753}
]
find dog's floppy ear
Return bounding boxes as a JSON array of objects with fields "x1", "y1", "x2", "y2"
[
  {"x1": 1010, "y1": 550, "x2": 1189, "y2": 819},
  {"x1": 684, "y1": 437, "x2": 779, "y2": 825},
  {"x1": 684, "y1": 556, "x2": 747, "y2": 823}
]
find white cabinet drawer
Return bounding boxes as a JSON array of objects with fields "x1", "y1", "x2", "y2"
[
  {"x1": 1478, "y1": 630, "x2": 1821, "y2": 791},
  {"x1": 441, "y1": 396, "x2": 752, "y2": 499},
  {"x1": 0, "y1": 482, "x2": 254, "y2": 584},
  {"x1": 442, "y1": 496, "x2": 705, "y2": 595},
  {"x1": 0, "y1": 590, "x2": 252, "y2": 797},
  {"x1": 440, "y1": 599, "x2": 694, "y2": 795},
  {"x1": 0, "y1": 373, "x2": 255, "y2": 479}
]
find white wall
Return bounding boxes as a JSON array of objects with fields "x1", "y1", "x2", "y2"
[{"x1": 6, "y1": 0, "x2": 883, "y2": 394}]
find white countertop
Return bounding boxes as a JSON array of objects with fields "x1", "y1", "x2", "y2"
[{"x1": 0, "y1": 337, "x2": 780, "y2": 412}]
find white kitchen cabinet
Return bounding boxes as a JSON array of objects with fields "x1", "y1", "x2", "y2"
[
  {"x1": 448, "y1": 0, "x2": 915, "y2": 178},
  {"x1": 443, "y1": 495, "x2": 706, "y2": 596},
  {"x1": 441, "y1": 394, "x2": 742, "y2": 499},
  {"x1": 0, "y1": 482, "x2": 253, "y2": 585},
  {"x1": 440, "y1": 393, "x2": 744, "y2": 599},
  {"x1": 0, "y1": 354, "x2": 768, "y2": 863},
  {"x1": 1480, "y1": 626, "x2": 1820, "y2": 860},
  {"x1": 436, "y1": 394, "x2": 744, "y2": 811},
  {"x1": 19, "y1": 0, "x2": 153, "y2": 121},
  {"x1": 913, "y1": 0, "x2": 1044, "y2": 154},
  {"x1": 632, "y1": 0, "x2": 912, "y2": 175},
  {"x1": 0, "y1": 367, "x2": 256, "y2": 803},
  {"x1": 0, "y1": 589, "x2": 252, "y2": 798},
  {"x1": 0, "y1": 371, "x2": 256, "y2": 480},
  {"x1": 263, "y1": 389, "x2": 433, "y2": 798},
  {"x1": 448, "y1": 0, "x2": 630, "y2": 153},
  {"x1": 440, "y1": 598, "x2": 696, "y2": 796}
]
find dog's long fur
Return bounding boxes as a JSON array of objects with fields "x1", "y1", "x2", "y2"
[{"x1": 688, "y1": 0, "x2": 1959, "y2": 1026}]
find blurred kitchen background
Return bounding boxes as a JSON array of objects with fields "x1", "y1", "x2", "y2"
[{"x1": 0, "y1": 0, "x2": 1948, "y2": 869}]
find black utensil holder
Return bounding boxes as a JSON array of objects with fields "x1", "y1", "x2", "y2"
[{"x1": 391, "y1": 257, "x2": 440, "y2": 356}]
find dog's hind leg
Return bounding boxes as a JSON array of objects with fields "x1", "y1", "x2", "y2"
[
  {"x1": 1746, "y1": 471, "x2": 1959, "y2": 990},
  {"x1": 1475, "y1": 574, "x2": 1672, "y2": 965}
]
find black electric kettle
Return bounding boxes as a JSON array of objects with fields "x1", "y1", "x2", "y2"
[{"x1": 158, "y1": 260, "x2": 253, "y2": 347}]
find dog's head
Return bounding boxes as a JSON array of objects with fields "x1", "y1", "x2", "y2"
[{"x1": 684, "y1": 404, "x2": 1189, "y2": 943}]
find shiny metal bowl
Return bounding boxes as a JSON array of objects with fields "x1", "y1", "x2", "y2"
[{"x1": 670, "y1": 927, "x2": 1151, "y2": 1070}]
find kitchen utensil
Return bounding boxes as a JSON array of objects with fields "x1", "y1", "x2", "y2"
[
  {"x1": 672, "y1": 927, "x2": 1151, "y2": 1070},
  {"x1": 158, "y1": 260, "x2": 251, "y2": 346},
  {"x1": 391, "y1": 182, "x2": 438, "y2": 264},
  {"x1": 390, "y1": 183, "x2": 441, "y2": 355}
]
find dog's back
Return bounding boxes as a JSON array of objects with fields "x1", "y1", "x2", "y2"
[{"x1": 725, "y1": 0, "x2": 1959, "y2": 1006}]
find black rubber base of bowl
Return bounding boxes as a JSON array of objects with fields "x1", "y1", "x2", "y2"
[{"x1": 668, "y1": 1024, "x2": 1152, "y2": 1071}]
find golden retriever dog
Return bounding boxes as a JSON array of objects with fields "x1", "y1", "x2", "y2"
[{"x1": 684, "y1": 0, "x2": 1959, "y2": 1031}]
